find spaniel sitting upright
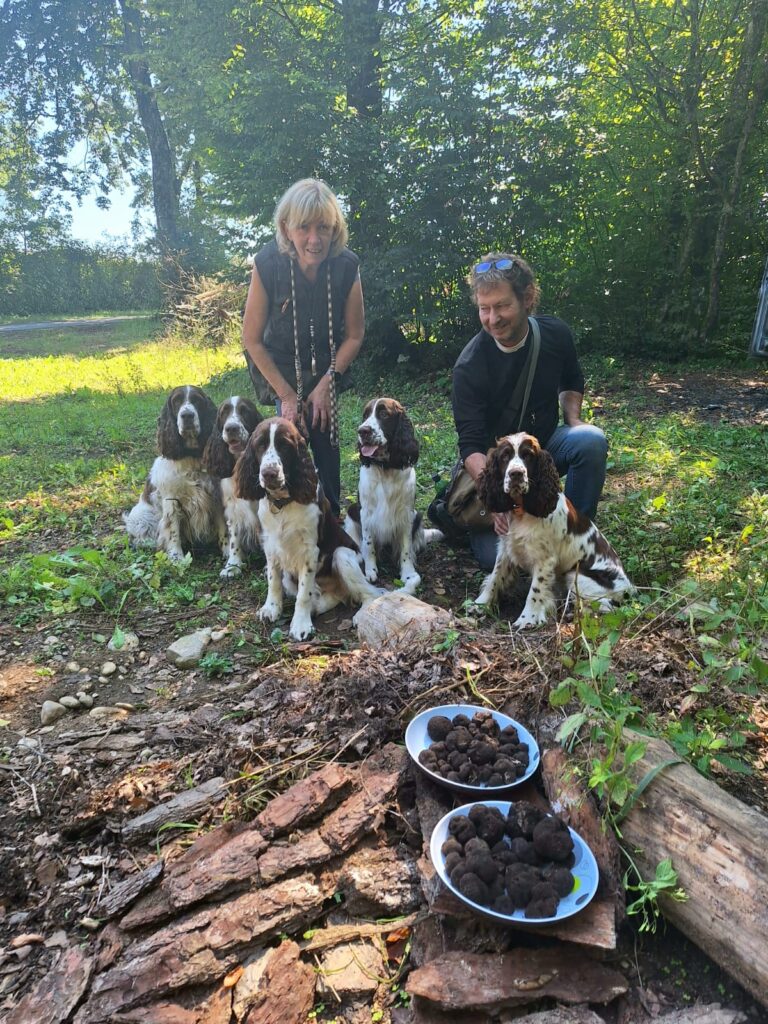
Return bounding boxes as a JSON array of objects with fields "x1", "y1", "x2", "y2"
[
  {"x1": 202, "y1": 396, "x2": 264, "y2": 577},
  {"x1": 476, "y1": 432, "x2": 633, "y2": 627},
  {"x1": 234, "y1": 417, "x2": 384, "y2": 640},
  {"x1": 344, "y1": 398, "x2": 442, "y2": 593},
  {"x1": 124, "y1": 385, "x2": 223, "y2": 561}
]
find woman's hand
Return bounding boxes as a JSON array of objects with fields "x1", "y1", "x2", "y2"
[
  {"x1": 279, "y1": 393, "x2": 303, "y2": 428},
  {"x1": 306, "y1": 374, "x2": 333, "y2": 432}
]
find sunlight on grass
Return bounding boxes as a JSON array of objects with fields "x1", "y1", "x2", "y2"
[{"x1": 0, "y1": 335, "x2": 244, "y2": 401}]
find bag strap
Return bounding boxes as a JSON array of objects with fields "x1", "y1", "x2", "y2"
[
  {"x1": 516, "y1": 316, "x2": 540, "y2": 431},
  {"x1": 497, "y1": 315, "x2": 541, "y2": 436}
]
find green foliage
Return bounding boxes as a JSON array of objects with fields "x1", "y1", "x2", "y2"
[
  {"x1": 0, "y1": 244, "x2": 161, "y2": 317},
  {"x1": 624, "y1": 857, "x2": 688, "y2": 934},
  {"x1": 199, "y1": 652, "x2": 234, "y2": 678}
]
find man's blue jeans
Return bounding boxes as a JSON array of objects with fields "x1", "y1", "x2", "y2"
[{"x1": 469, "y1": 424, "x2": 608, "y2": 571}]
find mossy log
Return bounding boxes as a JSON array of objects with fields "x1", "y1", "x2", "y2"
[{"x1": 621, "y1": 732, "x2": 768, "y2": 1007}]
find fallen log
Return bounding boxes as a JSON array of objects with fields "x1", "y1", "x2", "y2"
[
  {"x1": 621, "y1": 733, "x2": 768, "y2": 1007},
  {"x1": 355, "y1": 593, "x2": 453, "y2": 646}
]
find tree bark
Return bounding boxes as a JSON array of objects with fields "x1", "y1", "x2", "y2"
[
  {"x1": 621, "y1": 732, "x2": 768, "y2": 1007},
  {"x1": 117, "y1": 0, "x2": 181, "y2": 257}
]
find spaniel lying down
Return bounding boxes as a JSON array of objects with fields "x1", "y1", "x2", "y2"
[
  {"x1": 476, "y1": 432, "x2": 633, "y2": 627},
  {"x1": 124, "y1": 385, "x2": 223, "y2": 561},
  {"x1": 344, "y1": 397, "x2": 442, "y2": 593},
  {"x1": 234, "y1": 417, "x2": 384, "y2": 640}
]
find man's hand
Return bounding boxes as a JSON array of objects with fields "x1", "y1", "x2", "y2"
[
  {"x1": 279, "y1": 393, "x2": 301, "y2": 426},
  {"x1": 492, "y1": 512, "x2": 509, "y2": 536}
]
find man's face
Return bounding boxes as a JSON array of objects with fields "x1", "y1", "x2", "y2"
[{"x1": 476, "y1": 281, "x2": 531, "y2": 347}]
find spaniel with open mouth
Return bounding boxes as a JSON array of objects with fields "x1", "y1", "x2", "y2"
[
  {"x1": 234, "y1": 417, "x2": 384, "y2": 640},
  {"x1": 476, "y1": 432, "x2": 633, "y2": 627},
  {"x1": 344, "y1": 397, "x2": 442, "y2": 593},
  {"x1": 124, "y1": 385, "x2": 223, "y2": 561},
  {"x1": 202, "y1": 396, "x2": 264, "y2": 577}
]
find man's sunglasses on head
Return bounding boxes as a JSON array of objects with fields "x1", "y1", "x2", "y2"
[{"x1": 474, "y1": 258, "x2": 519, "y2": 273}]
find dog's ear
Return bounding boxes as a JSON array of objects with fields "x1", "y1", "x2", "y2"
[
  {"x1": 233, "y1": 437, "x2": 265, "y2": 500},
  {"x1": 390, "y1": 410, "x2": 419, "y2": 468},
  {"x1": 524, "y1": 447, "x2": 561, "y2": 517},
  {"x1": 477, "y1": 444, "x2": 513, "y2": 513},
  {"x1": 287, "y1": 432, "x2": 318, "y2": 504},
  {"x1": 202, "y1": 431, "x2": 234, "y2": 479},
  {"x1": 198, "y1": 391, "x2": 218, "y2": 446},
  {"x1": 156, "y1": 394, "x2": 184, "y2": 459}
]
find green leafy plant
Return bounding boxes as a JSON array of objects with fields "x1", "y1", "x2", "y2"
[
  {"x1": 624, "y1": 856, "x2": 688, "y2": 933},
  {"x1": 199, "y1": 652, "x2": 234, "y2": 678}
]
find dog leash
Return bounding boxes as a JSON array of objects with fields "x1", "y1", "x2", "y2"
[{"x1": 289, "y1": 260, "x2": 339, "y2": 449}]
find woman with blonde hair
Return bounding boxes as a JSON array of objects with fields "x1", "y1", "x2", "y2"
[{"x1": 242, "y1": 178, "x2": 364, "y2": 516}]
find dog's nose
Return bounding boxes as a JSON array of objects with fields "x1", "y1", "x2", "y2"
[
  {"x1": 261, "y1": 466, "x2": 280, "y2": 482},
  {"x1": 358, "y1": 426, "x2": 373, "y2": 442},
  {"x1": 180, "y1": 410, "x2": 195, "y2": 424}
]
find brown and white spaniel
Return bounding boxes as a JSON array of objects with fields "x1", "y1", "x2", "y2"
[
  {"x1": 343, "y1": 397, "x2": 442, "y2": 593},
  {"x1": 202, "y1": 396, "x2": 264, "y2": 577},
  {"x1": 476, "y1": 432, "x2": 633, "y2": 626},
  {"x1": 234, "y1": 417, "x2": 384, "y2": 640},
  {"x1": 124, "y1": 385, "x2": 223, "y2": 561}
]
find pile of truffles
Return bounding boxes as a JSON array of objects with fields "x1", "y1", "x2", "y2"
[
  {"x1": 440, "y1": 801, "x2": 576, "y2": 918},
  {"x1": 418, "y1": 709, "x2": 530, "y2": 787}
]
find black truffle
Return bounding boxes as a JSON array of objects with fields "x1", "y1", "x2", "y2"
[
  {"x1": 532, "y1": 816, "x2": 574, "y2": 862},
  {"x1": 458, "y1": 872, "x2": 491, "y2": 905},
  {"x1": 427, "y1": 715, "x2": 453, "y2": 741}
]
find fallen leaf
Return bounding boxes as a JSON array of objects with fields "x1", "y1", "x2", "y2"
[
  {"x1": 223, "y1": 965, "x2": 244, "y2": 988},
  {"x1": 11, "y1": 933, "x2": 45, "y2": 948}
]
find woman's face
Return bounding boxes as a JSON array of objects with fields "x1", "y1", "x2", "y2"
[{"x1": 284, "y1": 218, "x2": 333, "y2": 274}]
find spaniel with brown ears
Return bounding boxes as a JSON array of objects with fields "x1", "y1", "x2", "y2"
[
  {"x1": 234, "y1": 417, "x2": 384, "y2": 640},
  {"x1": 343, "y1": 397, "x2": 442, "y2": 593},
  {"x1": 202, "y1": 396, "x2": 264, "y2": 577},
  {"x1": 124, "y1": 385, "x2": 224, "y2": 561},
  {"x1": 476, "y1": 432, "x2": 633, "y2": 626}
]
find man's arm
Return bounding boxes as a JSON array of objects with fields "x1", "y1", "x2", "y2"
[{"x1": 559, "y1": 389, "x2": 588, "y2": 427}]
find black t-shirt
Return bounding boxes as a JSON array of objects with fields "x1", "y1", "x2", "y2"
[
  {"x1": 253, "y1": 239, "x2": 359, "y2": 390},
  {"x1": 452, "y1": 315, "x2": 585, "y2": 461}
]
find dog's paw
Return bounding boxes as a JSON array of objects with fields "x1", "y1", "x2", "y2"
[
  {"x1": 220, "y1": 563, "x2": 243, "y2": 579},
  {"x1": 289, "y1": 612, "x2": 314, "y2": 641},
  {"x1": 259, "y1": 601, "x2": 281, "y2": 623},
  {"x1": 513, "y1": 609, "x2": 547, "y2": 629},
  {"x1": 364, "y1": 565, "x2": 379, "y2": 584}
]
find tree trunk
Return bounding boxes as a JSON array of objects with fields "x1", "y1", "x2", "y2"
[
  {"x1": 117, "y1": 0, "x2": 181, "y2": 259},
  {"x1": 701, "y1": 2, "x2": 768, "y2": 341},
  {"x1": 342, "y1": 0, "x2": 388, "y2": 257}
]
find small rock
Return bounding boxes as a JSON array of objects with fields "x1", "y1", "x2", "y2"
[
  {"x1": 89, "y1": 706, "x2": 129, "y2": 721},
  {"x1": 114, "y1": 702, "x2": 136, "y2": 712},
  {"x1": 59, "y1": 695, "x2": 82, "y2": 710},
  {"x1": 166, "y1": 628, "x2": 213, "y2": 669},
  {"x1": 210, "y1": 628, "x2": 227, "y2": 642},
  {"x1": 65, "y1": 661, "x2": 81, "y2": 673},
  {"x1": 41, "y1": 700, "x2": 67, "y2": 726},
  {"x1": 101, "y1": 661, "x2": 117, "y2": 676},
  {"x1": 129, "y1": 685, "x2": 144, "y2": 695},
  {"x1": 79, "y1": 917, "x2": 101, "y2": 931},
  {"x1": 108, "y1": 630, "x2": 140, "y2": 653},
  {"x1": 13, "y1": 945, "x2": 33, "y2": 961},
  {"x1": 17, "y1": 737, "x2": 41, "y2": 753},
  {"x1": 76, "y1": 693, "x2": 94, "y2": 708},
  {"x1": 44, "y1": 635, "x2": 59, "y2": 646}
]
